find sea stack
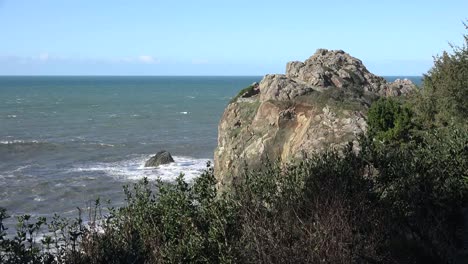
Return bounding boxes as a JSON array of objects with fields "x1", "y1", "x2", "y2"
[
  {"x1": 214, "y1": 49, "x2": 416, "y2": 188},
  {"x1": 145, "y1": 150, "x2": 175, "y2": 167}
]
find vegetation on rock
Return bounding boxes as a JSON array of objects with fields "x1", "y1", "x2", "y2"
[{"x1": 229, "y1": 83, "x2": 258, "y2": 103}]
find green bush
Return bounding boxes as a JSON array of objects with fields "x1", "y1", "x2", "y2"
[
  {"x1": 229, "y1": 84, "x2": 256, "y2": 103},
  {"x1": 366, "y1": 126, "x2": 468, "y2": 263},
  {"x1": 413, "y1": 22, "x2": 468, "y2": 127},
  {"x1": 232, "y1": 147, "x2": 385, "y2": 263},
  {"x1": 367, "y1": 97, "x2": 414, "y2": 142}
]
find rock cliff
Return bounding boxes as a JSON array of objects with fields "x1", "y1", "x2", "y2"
[{"x1": 214, "y1": 49, "x2": 416, "y2": 187}]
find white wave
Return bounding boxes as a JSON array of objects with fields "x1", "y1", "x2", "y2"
[
  {"x1": 179, "y1": 111, "x2": 189, "y2": 115},
  {"x1": 99, "y1": 143, "x2": 115, "y2": 147},
  {"x1": 34, "y1": 196, "x2": 45, "y2": 202},
  {"x1": 11, "y1": 164, "x2": 33, "y2": 173},
  {"x1": 186, "y1": 96, "x2": 196, "y2": 99},
  {"x1": 7, "y1": 114, "x2": 17, "y2": 118},
  {"x1": 0, "y1": 140, "x2": 40, "y2": 145},
  {"x1": 68, "y1": 155, "x2": 211, "y2": 182}
]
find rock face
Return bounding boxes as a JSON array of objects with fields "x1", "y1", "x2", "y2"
[
  {"x1": 214, "y1": 49, "x2": 416, "y2": 188},
  {"x1": 145, "y1": 151, "x2": 175, "y2": 167}
]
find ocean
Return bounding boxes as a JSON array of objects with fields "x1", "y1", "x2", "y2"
[{"x1": 0, "y1": 76, "x2": 422, "y2": 226}]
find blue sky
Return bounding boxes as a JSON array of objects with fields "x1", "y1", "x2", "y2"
[{"x1": 0, "y1": 0, "x2": 467, "y2": 76}]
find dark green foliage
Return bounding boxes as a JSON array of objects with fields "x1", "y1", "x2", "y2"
[
  {"x1": 366, "y1": 126, "x2": 468, "y2": 263},
  {"x1": 77, "y1": 163, "x2": 240, "y2": 263},
  {"x1": 229, "y1": 84, "x2": 256, "y2": 103},
  {"x1": 0, "y1": 206, "x2": 88, "y2": 264},
  {"x1": 367, "y1": 97, "x2": 414, "y2": 142},
  {"x1": 232, "y1": 147, "x2": 385, "y2": 263},
  {"x1": 413, "y1": 22, "x2": 468, "y2": 127}
]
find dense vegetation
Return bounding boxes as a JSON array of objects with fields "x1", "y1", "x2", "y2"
[
  {"x1": 1, "y1": 24, "x2": 468, "y2": 264},
  {"x1": 412, "y1": 22, "x2": 468, "y2": 128}
]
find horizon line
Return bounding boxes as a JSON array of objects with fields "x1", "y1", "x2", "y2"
[{"x1": 0, "y1": 74, "x2": 424, "y2": 77}]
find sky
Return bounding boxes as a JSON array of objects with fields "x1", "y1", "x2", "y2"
[{"x1": 0, "y1": 0, "x2": 467, "y2": 76}]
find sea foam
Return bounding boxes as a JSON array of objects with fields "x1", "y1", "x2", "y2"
[
  {"x1": 68, "y1": 155, "x2": 211, "y2": 182},
  {"x1": 0, "y1": 140, "x2": 40, "y2": 145}
]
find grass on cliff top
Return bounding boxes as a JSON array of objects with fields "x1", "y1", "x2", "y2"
[{"x1": 229, "y1": 84, "x2": 256, "y2": 104}]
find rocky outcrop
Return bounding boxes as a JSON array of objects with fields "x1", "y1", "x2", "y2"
[
  {"x1": 383, "y1": 78, "x2": 419, "y2": 96},
  {"x1": 285, "y1": 49, "x2": 416, "y2": 97},
  {"x1": 145, "y1": 151, "x2": 174, "y2": 167},
  {"x1": 259, "y1": 74, "x2": 316, "y2": 101},
  {"x1": 214, "y1": 49, "x2": 417, "y2": 188}
]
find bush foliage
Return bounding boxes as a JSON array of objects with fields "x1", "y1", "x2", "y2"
[
  {"x1": 367, "y1": 97, "x2": 414, "y2": 142},
  {"x1": 413, "y1": 22, "x2": 468, "y2": 127}
]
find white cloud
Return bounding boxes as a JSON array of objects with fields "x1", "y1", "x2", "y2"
[
  {"x1": 38, "y1": 52, "x2": 49, "y2": 61},
  {"x1": 138, "y1": 55, "x2": 159, "y2": 64},
  {"x1": 0, "y1": 54, "x2": 162, "y2": 66}
]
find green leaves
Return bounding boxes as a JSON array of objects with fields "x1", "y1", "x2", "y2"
[
  {"x1": 413, "y1": 22, "x2": 468, "y2": 127},
  {"x1": 367, "y1": 97, "x2": 414, "y2": 143}
]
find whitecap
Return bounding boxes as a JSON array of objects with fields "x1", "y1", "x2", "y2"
[
  {"x1": 179, "y1": 111, "x2": 189, "y2": 115},
  {"x1": 0, "y1": 140, "x2": 40, "y2": 145},
  {"x1": 34, "y1": 196, "x2": 44, "y2": 202},
  {"x1": 186, "y1": 96, "x2": 196, "y2": 99},
  {"x1": 141, "y1": 156, "x2": 209, "y2": 182},
  {"x1": 68, "y1": 155, "x2": 211, "y2": 182},
  {"x1": 11, "y1": 164, "x2": 33, "y2": 173},
  {"x1": 98, "y1": 143, "x2": 115, "y2": 147},
  {"x1": 7, "y1": 115, "x2": 17, "y2": 118}
]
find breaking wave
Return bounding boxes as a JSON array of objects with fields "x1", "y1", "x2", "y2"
[{"x1": 67, "y1": 155, "x2": 211, "y2": 182}]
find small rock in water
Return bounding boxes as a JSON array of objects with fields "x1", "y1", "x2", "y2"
[{"x1": 145, "y1": 150, "x2": 175, "y2": 167}]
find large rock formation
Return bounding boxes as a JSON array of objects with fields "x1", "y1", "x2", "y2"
[
  {"x1": 214, "y1": 49, "x2": 416, "y2": 188},
  {"x1": 145, "y1": 150, "x2": 175, "y2": 167}
]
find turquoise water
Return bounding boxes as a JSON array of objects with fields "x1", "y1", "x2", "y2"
[{"x1": 0, "y1": 76, "x2": 422, "y2": 224}]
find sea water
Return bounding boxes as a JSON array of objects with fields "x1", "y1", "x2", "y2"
[{"x1": 0, "y1": 76, "x2": 422, "y2": 227}]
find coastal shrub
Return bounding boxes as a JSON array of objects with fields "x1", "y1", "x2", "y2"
[
  {"x1": 367, "y1": 125, "x2": 468, "y2": 263},
  {"x1": 413, "y1": 22, "x2": 468, "y2": 127},
  {"x1": 232, "y1": 146, "x2": 386, "y2": 263},
  {"x1": 0, "y1": 206, "x2": 88, "y2": 264},
  {"x1": 74, "y1": 163, "x2": 241, "y2": 264},
  {"x1": 367, "y1": 97, "x2": 414, "y2": 142},
  {"x1": 232, "y1": 125, "x2": 468, "y2": 263}
]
